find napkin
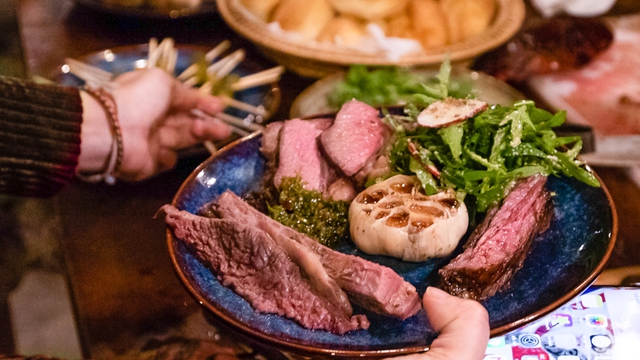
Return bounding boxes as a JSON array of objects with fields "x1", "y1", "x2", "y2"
[{"x1": 530, "y1": 0, "x2": 616, "y2": 17}]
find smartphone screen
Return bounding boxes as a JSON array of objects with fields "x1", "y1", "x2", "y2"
[{"x1": 484, "y1": 286, "x2": 640, "y2": 360}]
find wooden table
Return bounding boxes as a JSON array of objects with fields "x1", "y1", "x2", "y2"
[{"x1": 14, "y1": 0, "x2": 640, "y2": 358}]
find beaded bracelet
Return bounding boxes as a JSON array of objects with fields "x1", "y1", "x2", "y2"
[{"x1": 77, "y1": 86, "x2": 123, "y2": 185}]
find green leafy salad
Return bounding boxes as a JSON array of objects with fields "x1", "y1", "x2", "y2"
[
  {"x1": 266, "y1": 61, "x2": 599, "y2": 246},
  {"x1": 327, "y1": 64, "x2": 475, "y2": 111},
  {"x1": 366, "y1": 61, "x2": 600, "y2": 217}
]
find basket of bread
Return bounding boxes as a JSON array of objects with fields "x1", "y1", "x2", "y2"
[{"x1": 217, "y1": 0, "x2": 525, "y2": 78}]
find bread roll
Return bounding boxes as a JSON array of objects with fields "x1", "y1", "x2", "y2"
[
  {"x1": 385, "y1": 11, "x2": 414, "y2": 39},
  {"x1": 328, "y1": 0, "x2": 409, "y2": 21},
  {"x1": 317, "y1": 16, "x2": 368, "y2": 46},
  {"x1": 272, "y1": 0, "x2": 335, "y2": 40},
  {"x1": 410, "y1": 0, "x2": 448, "y2": 48},
  {"x1": 240, "y1": 0, "x2": 281, "y2": 21},
  {"x1": 440, "y1": 0, "x2": 496, "y2": 43}
]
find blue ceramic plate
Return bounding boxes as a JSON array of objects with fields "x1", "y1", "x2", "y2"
[
  {"x1": 56, "y1": 43, "x2": 280, "y2": 126},
  {"x1": 167, "y1": 133, "x2": 617, "y2": 357}
]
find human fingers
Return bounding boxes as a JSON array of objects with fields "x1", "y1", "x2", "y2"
[
  {"x1": 156, "y1": 114, "x2": 231, "y2": 150},
  {"x1": 170, "y1": 78, "x2": 225, "y2": 116},
  {"x1": 191, "y1": 116, "x2": 233, "y2": 141},
  {"x1": 388, "y1": 287, "x2": 489, "y2": 360}
]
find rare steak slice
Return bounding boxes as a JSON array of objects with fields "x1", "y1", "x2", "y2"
[
  {"x1": 212, "y1": 190, "x2": 422, "y2": 320},
  {"x1": 320, "y1": 100, "x2": 388, "y2": 177},
  {"x1": 159, "y1": 205, "x2": 369, "y2": 334},
  {"x1": 273, "y1": 118, "x2": 334, "y2": 192},
  {"x1": 439, "y1": 174, "x2": 552, "y2": 301}
]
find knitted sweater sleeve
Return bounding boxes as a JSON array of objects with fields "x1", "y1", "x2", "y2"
[{"x1": 0, "y1": 76, "x2": 83, "y2": 198}]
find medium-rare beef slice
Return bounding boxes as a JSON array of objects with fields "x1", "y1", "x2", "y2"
[
  {"x1": 211, "y1": 190, "x2": 422, "y2": 320},
  {"x1": 159, "y1": 205, "x2": 369, "y2": 334},
  {"x1": 439, "y1": 174, "x2": 552, "y2": 301},
  {"x1": 273, "y1": 118, "x2": 334, "y2": 192},
  {"x1": 320, "y1": 100, "x2": 388, "y2": 177},
  {"x1": 259, "y1": 121, "x2": 283, "y2": 169}
]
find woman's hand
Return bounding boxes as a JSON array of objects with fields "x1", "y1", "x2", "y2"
[
  {"x1": 389, "y1": 287, "x2": 489, "y2": 360},
  {"x1": 79, "y1": 68, "x2": 231, "y2": 181}
]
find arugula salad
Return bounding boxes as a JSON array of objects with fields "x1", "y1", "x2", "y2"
[{"x1": 332, "y1": 61, "x2": 600, "y2": 218}]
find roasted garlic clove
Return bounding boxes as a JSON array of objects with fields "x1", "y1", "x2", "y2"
[{"x1": 349, "y1": 175, "x2": 468, "y2": 262}]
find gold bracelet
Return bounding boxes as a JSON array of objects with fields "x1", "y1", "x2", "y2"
[{"x1": 77, "y1": 86, "x2": 123, "y2": 185}]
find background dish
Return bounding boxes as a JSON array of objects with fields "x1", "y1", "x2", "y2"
[
  {"x1": 166, "y1": 132, "x2": 617, "y2": 358},
  {"x1": 74, "y1": 0, "x2": 217, "y2": 19},
  {"x1": 290, "y1": 69, "x2": 527, "y2": 119},
  {"x1": 216, "y1": 0, "x2": 525, "y2": 78},
  {"x1": 55, "y1": 43, "x2": 280, "y2": 152}
]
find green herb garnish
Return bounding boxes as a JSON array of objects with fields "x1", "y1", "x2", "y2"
[
  {"x1": 268, "y1": 177, "x2": 349, "y2": 248},
  {"x1": 326, "y1": 64, "x2": 474, "y2": 111}
]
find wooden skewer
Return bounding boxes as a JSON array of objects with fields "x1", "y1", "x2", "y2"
[
  {"x1": 190, "y1": 109, "x2": 252, "y2": 142},
  {"x1": 213, "y1": 50, "x2": 246, "y2": 79},
  {"x1": 182, "y1": 76, "x2": 199, "y2": 88},
  {"x1": 198, "y1": 80, "x2": 213, "y2": 95},
  {"x1": 65, "y1": 65, "x2": 111, "y2": 89},
  {"x1": 205, "y1": 40, "x2": 231, "y2": 62},
  {"x1": 220, "y1": 95, "x2": 266, "y2": 116},
  {"x1": 177, "y1": 64, "x2": 199, "y2": 81},
  {"x1": 147, "y1": 38, "x2": 160, "y2": 68},
  {"x1": 154, "y1": 38, "x2": 168, "y2": 69},
  {"x1": 230, "y1": 66, "x2": 285, "y2": 91},
  {"x1": 207, "y1": 49, "x2": 245, "y2": 76},
  {"x1": 167, "y1": 48, "x2": 178, "y2": 75},
  {"x1": 32, "y1": 75, "x2": 55, "y2": 84},
  {"x1": 162, "y1": 38, "x2": 176, "y2": 71},
  {"x1": 65, "y1": 58, "x2": 112, "y2": 81},
  {"x1": 216, "y1": 112, "x2": 264, "y2": 132},
  {"x1": 227, "y1": 125, "x2": 251, "y2": 137},
  {"x1": 148, "y1": 37, "x2": 158, "y2": 57},
  {"x1": 203, "y1": 141, "x2": 218, "y2": 155}
]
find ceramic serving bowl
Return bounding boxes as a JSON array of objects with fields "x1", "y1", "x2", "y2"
[{"x1": 217, "y1": 0, "x2": 526, "y2": 78}]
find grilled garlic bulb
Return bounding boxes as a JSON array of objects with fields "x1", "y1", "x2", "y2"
[{"x1": 349, "y1": 175, "x2": 468, "y2": 262}]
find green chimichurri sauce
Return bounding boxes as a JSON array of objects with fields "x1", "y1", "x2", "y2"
[{"x1": 267, "y1": 177, "x2": 349, "y2": 248}]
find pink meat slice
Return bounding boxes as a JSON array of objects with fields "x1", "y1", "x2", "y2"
[
  {"x1": 273, "y1": 118, "x2": 333, "y2": 191},
  {"x1": 213, "y1": 191, "x2": 422, "y2": 320},
  {"x1": 439, "y1": 174, "x2": 552, "y2": 301},
  {"x1": 320, "y1": 100, "x2": 387, "y2": 177},
  {"x1": 159, "y1": 205, "x2": 369, "y2": 334},
  {"x1": 259, "y1": 121, "x2": 283, "y2": 168}
]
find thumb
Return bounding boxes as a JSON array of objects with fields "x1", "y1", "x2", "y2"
[{"x1": 389, "y1": 287, "x2": 489, "y2": 360}]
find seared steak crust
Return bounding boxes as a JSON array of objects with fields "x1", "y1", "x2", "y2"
[{"x1": 439, "y1": 174, "x2": 553, "y2": 301}]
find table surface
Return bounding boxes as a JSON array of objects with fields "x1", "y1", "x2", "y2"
[{"x1": 14, "y1": 0, "x2": 640, "y2": 358}]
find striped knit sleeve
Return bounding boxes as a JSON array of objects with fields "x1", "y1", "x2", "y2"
[{"x1": 0, "y1": 76, "x2": 83, "y2": 198}]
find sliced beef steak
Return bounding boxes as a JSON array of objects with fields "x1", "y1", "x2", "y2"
[
  {"x1": 259, "y1": 121, "x2": 283, "y2": 169},
  {"x1": 320, "y1": 100, "x2": 388, "y2": 177},
  {"x1": 273, "y1": 118, "x2": 334, "y2": 192},
  {"x1": 212, "y1": 191, "x2": 422, "y2": 320},
  {"x1": 159, "y1": 205, "x2": 369, "y2": 334},
  {"x1": 439, "y1": 174, "x2": 552, "y2": 301}
]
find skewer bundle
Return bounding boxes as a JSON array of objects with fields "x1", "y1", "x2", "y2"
[{"x1": 63, "y1": 37, "x2": 285, "y2": 154}]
